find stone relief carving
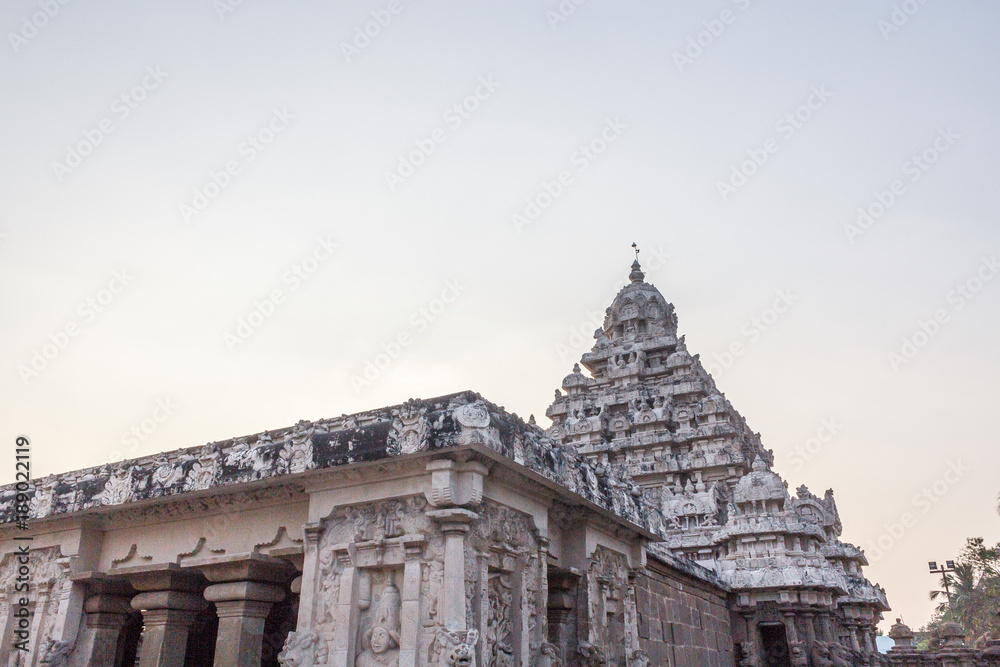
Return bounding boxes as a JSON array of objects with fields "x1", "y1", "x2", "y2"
[
  {"x1": 485, "y1": 572, "x2": 514, "y2": 667},
  {"x1": 388, "y1": 400, "x2": 431, "y2": 455},
  {"x1": 537, "y1": 642, "x2": 563, "y2": 667},
  {"x1": 278, "y1": 631, "x2": 330, "y2": 667},
  {"x1": 280, "y1": 421, "x2": 316, "y2": 474},
  {"x1": 100, "y1": 466, "x2": 133, "y2": 505},
  {"x1": 38, "y1": 638, "x2": 72, "y2": 665},
  {"x1": 357, "y1": 573, "x2": 402, "y2": 667},
  {"x1": 184, "y1": 444, "x2": 221, "y2": 492},
  {"x1": 577, "y1": 642, "x2": 608, "y2": 667},
  {"x1": 431, "y1": 628, "x2": 479, "y2": 667},
  {"x1": 454, "y1": 402, "x2": 490, "y2": 429},
  {"x1": 29, "y1": 476, "x2": 58, "y2": 519},
  {"x1": 626, "y1": 648, "x2": 649, "y2": 667}
]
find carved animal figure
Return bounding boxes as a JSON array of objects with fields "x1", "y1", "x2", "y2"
[
  {"x1": 810, "y1": 642, "x2": 833, "y2": 667},
  {"x1": 828, "y1": 643, "x2": 852, "y2": 667},
  {"x1": 577, "y1": 643, "x2": 608, "y2": 667},
  {"x1": 537, "y1": 641, "x2": 564, "y2": 667},
  {"x1": 627, "y1": 648, "x2": 649, "y2": 667},
  {"x1": 788, "y1": 642, "x2": 808, "y2": 667},
  {"x1": 432, "y1": 628, "x2": 478, "y2": 667},
  {"x1": 277, "y1": 631, "x2": 329, "y2": 667}
]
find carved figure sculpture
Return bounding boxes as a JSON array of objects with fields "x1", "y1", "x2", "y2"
[
  {"x1": 277, "y1": 631, "x2": 329, "y2": 667},
  {"x1": 432, "y1": 628, "x2": 479, "y2": 667},
  {"x1": 357, "y1": 578, "x2": 402, "y2": 667}
]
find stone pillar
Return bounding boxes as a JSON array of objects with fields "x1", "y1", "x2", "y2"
[
  {"x1": 849, "y1": 626, "x2": 861, "y2": 653},
  {"x1": 819, "y1": 612, "x2": 832, "y2": 642},
  {"x1": 78, "y1": 592, "x2": 133, "y2": 667},
  {"x1": 802, "y1": 612, "x2": 816, "y2": 645},
  {"x1": 205, "y1": 581, "x2": 285, "y2": 667},
  {"x1": 784, "y1": 612, "x2": 799, "y2": 644},
  {"x1": 330, "y1": 551, "x2": 359, "y2": 667},
  {"x1": 399, "y1": 538, "x2": 424, "y2": 667},
  {"x1": 295, "y1": 523, "x2": 323, "y2": 632},
  {"x1": 427, "y1": 508, "x2": 478, "y2": 631},
  {"x1": 131, "y1": 590, "x2": 205, "y2": 667}
]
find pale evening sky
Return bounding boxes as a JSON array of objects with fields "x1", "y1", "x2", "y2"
[{"x1": 1, "y1": 0, "x2": 998, "y2": 630}]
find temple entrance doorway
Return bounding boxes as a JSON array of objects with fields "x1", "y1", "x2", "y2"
[{"x1": 758, "y1": 623, "x2": 791, "y2": 667}]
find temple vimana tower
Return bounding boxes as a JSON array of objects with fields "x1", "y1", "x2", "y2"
[{"x1": 1, "y1": 259, "x2": 901, "y2": 667}]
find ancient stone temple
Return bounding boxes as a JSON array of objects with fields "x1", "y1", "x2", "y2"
[{"x1": 0, "y1": 259, "x2": 895, "y2": 667}]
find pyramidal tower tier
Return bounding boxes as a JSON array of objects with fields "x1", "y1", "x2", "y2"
[
  {"x1": 545, "y1": 259, "x2": 888, "y2": 660},
  {"x1": 545, "y1": 258, "x2": 769, "y2": 560}
]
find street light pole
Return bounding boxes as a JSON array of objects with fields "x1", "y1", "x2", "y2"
[{"x1": 928, "y1": 560, "x2": 957, "y2": 607}]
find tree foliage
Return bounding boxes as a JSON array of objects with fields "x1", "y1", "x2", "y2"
[{"x1": 924, "y1": 537, "x2": 1000, "y2": 642}]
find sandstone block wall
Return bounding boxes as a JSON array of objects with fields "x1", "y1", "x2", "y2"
[{"x1": 634, "y1": 557, "x2": 735, "y2": 667}]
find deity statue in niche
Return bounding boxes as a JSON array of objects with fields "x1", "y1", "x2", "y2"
[{"x1": 357, "y1": 573, "x2": 402, "y2": 667}]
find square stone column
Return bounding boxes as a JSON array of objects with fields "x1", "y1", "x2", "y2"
[
  {"x1": 181, "y1": 553, "x2": 294, "y2": 667},
  {"x1": 427, "y1": 508, "x2": 478, "y2": 632},
  {"x1": 204, "y1": 581, "x2": 286, "y2": 667},
  {"x1": 81, "y1": 592, "x2": 134, "y2": 667},
  {"x1": 131, "y1": 590, "x2": 206, "y2": 667},
  {"x1": 117, "y1": 564, "x2": 207, "y2": 667}
]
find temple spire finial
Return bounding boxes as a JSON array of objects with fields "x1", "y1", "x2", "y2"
[{"x1": 629, "y1": 242, "x2": 644, "y2": 283}]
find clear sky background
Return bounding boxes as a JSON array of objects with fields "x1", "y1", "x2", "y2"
[{"x1": 1, "y1": 0, "x2": 997, "y2": 631}]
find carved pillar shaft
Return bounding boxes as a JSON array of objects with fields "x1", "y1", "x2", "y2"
[
  {"x1": 849, "y1": 626, "x2": 861, "y2": 653},
  {"x1": 443, "y1": 526, "x2": 469, "y2": 631},
  {"x1": 819, "y1": 613, "x2": 832, "y2": 642},
  {"x1": 428, "y1": 508, "x2": 477, "y2": 632},
  {"x1": 205, "y1": 581, "x2": 285, "y2": 667},
  {"x1": 400, "y1": 541, "x2": 424, "y2": 667},
  {"x1": 295, "y1": 523, "x2": 323, "y2": 632},
  {"x1": 132, "y1": 591, "x2": 205, "y2": 667},
  {"x1": 784, "y1": 613, "x2": 799, "y2": 644},
  {"x1": 330, "y1": 554, "x2": 359, "y2": 667},
  {"x1": 25, "y1": 584, "x2": 52, "y2": 667}
]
